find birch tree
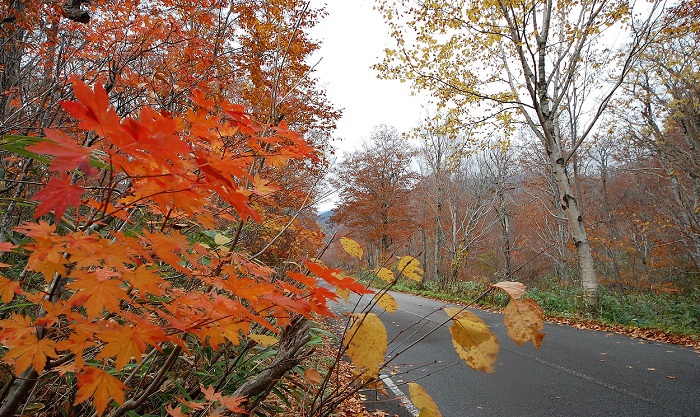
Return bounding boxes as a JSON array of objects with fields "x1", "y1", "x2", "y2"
[
  {"x1": 375, "y1": 0, "x2": 664, "y2": 305},
  {"x1": 415, "y1": 117, "x2": 463, "y2": 282}
]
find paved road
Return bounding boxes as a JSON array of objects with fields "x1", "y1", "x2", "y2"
[{"x1": 331, "y1": 290, "x2": 700, "y2": 417}]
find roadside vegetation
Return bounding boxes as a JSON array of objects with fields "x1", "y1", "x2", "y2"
[{"x1": 355, "y1": 272, "x2": 700, "y2": 345}]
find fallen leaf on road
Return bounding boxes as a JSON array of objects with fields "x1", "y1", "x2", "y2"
[
  {"x1": 647, "y1": 368, "x2": 656, "y2": 371},
  {"x1": 666, "y1": 375, "x2": 677, "y2": 379}
]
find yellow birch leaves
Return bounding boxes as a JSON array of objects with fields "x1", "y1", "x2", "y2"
[
  {"x1": 503, "y1": 298, "x2": 545, "y2": 348},
  {"x1": 374, "y1": 293, "x2": 398, "y2": 313},
  {"x1": 340, "y1": 237, "x2": 363, "y2": 260},
  {"x1": 343, "y1": 313, "x2": 387, "y2": 381},
  {"x1": 491, "y1": 281, "x2": 545, "y2": 348},
  {"x1": 376, "y1": 267, "x2": 394, "y2": 283},
  {"x1": 408, "y1": 382, "x2": 443, "y2": 417},
  {"x1": 444, "y1": 281, "x2": 546, "y2": 373},
  {"x1": 397, "y1": 255, "x2": 423, "y2": 281},
  {"x1": 445, "y1": 307, "x2": 499, "y2": 373}
]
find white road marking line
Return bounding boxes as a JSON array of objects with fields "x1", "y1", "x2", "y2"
[
  {"x1": 529, "y1": 355, "x2": 667, "y2": 407},
  {"x1": 379, "y1": 374, "x2": 421, "y2": 416}
]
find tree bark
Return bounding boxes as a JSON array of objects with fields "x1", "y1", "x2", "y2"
[
  {"x1": 434, "y1": 200, "x2": 442, "y2": 282},
  {"x1": 0, "y1": 368, "x2": 39, "y2": 417},
  {"x1": 495, "y1": 188, "x2": 512, "y2": 278},
  {"x1": 1, "y1": 0, "x2": 25, "y2": 131},
  {"x1": 546, "y1": 138, "x2": 598, "y2": 305},
  {"x1": 228, "y1": 316, "x2": 313, "y2": 415}
]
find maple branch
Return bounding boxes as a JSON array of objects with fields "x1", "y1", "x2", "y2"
[
  {"x1": 252, "y1": 175, "x2": 321, "y2": 259},
  {"x1": 0, "y1": 368, "x2": 39, "y2": 417},
  {"x1": 62, "y1": 0, "x2": 90, "y2": 23},
  {"x1": 105, "y1": 346, "x2": 182, "y2": 417},
  {"x1": 216, "y1": 316, "x2": 314, "y2": 415}
]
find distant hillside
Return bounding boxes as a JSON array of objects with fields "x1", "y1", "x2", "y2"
[{"x1": 317, "y1": 209, "x2": 334, "y2": 233}]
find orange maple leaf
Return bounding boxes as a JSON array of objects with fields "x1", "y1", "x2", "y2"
[
  {"x1": 13, "y1": 220, "x2": 57, "y2": 237},
  {"x1": 0, "y1": 314, "x2": 35, "y2": 345},
  {"x1": 0, "y1": 241, "x2": 16, "y2": 252},
  {"x1": 218, "y1": 394, "x2": 245, "y2": 412},
  {"x1": 0, "y1": 275, "x2": 21, "y2": 303},
  {"x1": 142, "y1": 230, "x2": 189, "y2": 270},
  {"x1": 24, "y1": 238, "x2": 68, "y2": 283},
  {"x1": 67, "y1": 268, "x2": 129, "y2": 318},
  {"x1": 122, "y1": 265, "x2": 167, "y2": 296},
  {"x1": 68, "y1": 235, "x2": 136, "y2": 273},
  {"x1": 96, "y1": 320, "x2": 168, "y2": 370},
  {"x1": 165, "y1": 404, "x2": 188, "y2": 417},
  {"x1": 55, "y1": 327, "x2": 96, "y2": 370},
  {"x1": 200, "y1": 384, "x2": 245, "y2": 413},
  {"x1": 304, "y1": 261, "x2": 373, "y2": 295},
  {"x1": 75, "y1": 366, "x2": 128, "y2": 416},
  {"x1": 3, "y1": 334, "x2": 57, "y2": 376},
  {"x1": 62, "y1": 77, "x2": 127, "y2": 146}
]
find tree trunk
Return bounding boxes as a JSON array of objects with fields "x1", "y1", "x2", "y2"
[
  {"x1": 496, "y1": 189, "x2": 512, "y2": 278},
  {"x1": 434, "y1": 201, "x2": 442, "y2": 282},
  {"x1": 547, "y1": 141, "x2": 598, "y2": 305},
  {"x1": 1, "y1": 0, "x2": 26, "y2": 132},
  {"x1": 420, "y1": 228, "x2": 427, "y2": 289},
  {"x1": 535, "y1": 29, "x2": 599, "y2": 304}
]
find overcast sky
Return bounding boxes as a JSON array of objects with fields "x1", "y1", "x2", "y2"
[{"x1": 309, "y1": 0, "x2": 427, "y2": 154}]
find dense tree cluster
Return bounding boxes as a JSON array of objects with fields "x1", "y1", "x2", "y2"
[{"x1": 330, "y1": 0, "x2": 699, "y2": 298}]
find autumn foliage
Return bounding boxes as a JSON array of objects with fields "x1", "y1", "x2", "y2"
[
  {"x1": 0, "y1": 76, "x2": 547, "y2": 416},
  {"x1": 0, "y1": 77, "x2": 363, "y2": 416}
]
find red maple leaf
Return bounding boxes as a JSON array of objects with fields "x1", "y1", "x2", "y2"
[
  {"x1": 61, "y1": 76, "x2": 127, "y2": 146},
  {"x1": 304, "y1": 261, "x2": 373, "y2": 295},
  {"x1": 32, "y1": 174, "x2": 83, "y2": 220},
  {"x1": 26, "y1": 129, "x2": 96, "y2": 174}
]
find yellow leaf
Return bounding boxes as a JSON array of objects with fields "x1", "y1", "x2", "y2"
[
  {"x1": 503, "y1": 298, "x2": 545, "y2": 348},
  {"x1": 249, "y1": 334, "x2": 278, "y2": 347},
  {"x1": 408, "y1": 382, "x2": 442, "y2": 417},
  {"x1": 444, "y1": 307, "x2": 499, "y2": 373},
  {"x1": 340, "y1": 237, "x2": 363, "y2": 260},
  {"x1": 214, "y1": 233, "x2": 231, "y2": 246},
  {"x1": 336, "y1": 287, "x2": 350, "y2": 304},
  {"x1": 397, "y1": 256, "x2": 423, "y2": 281},
  {"x1": 309, "y1": 257, "x2": 326, "y2": 267},
  {"x1": 491, "y1": 281, "x2": 526, "y2": 299},
  {"x1": 343, "y1": 313, "x2": 387, "y2": 381},
  {"x1": 374, "y1": 293, "x2": 397, "y2": 313},
  {"x1": 376, "y1": 267, "x2": 394, "y2": 283}
]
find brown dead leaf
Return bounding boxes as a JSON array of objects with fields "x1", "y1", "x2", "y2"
[
  {"x1": 491, "y1": 281, "x2": 526, "y2": 299},
  {"x1": 305, "y1": 368, "x2": 322, "y2": 385},
  {"x1": 503, "y1": 298, "x2": 545, "y2": 348}
]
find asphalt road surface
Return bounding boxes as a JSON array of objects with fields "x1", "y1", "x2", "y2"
[{"x1": 331, "y1": 289, "x2": 700, "y2": 417}]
